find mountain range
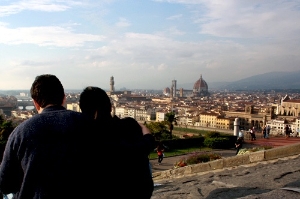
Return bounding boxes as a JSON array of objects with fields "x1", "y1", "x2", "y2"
[{"x1": 178, "y1": 70, "x2": 300, "y2": 91}]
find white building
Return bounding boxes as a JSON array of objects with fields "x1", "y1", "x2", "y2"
[
  {"x1": 266, "y1": 119, "x2": 291, "y2": 135},
  {"x1": 66, "y1": 103, "x2": 81, "y2": 112},
  {"x1": 156, "y1": 111, "x2": 166, "y2": 122},
  {"x1": 11, "y1": 110, "x2": 34, "y2": 119},
  {"x1": 295, "y1": 118, "x2": 300, "y2": 134}
]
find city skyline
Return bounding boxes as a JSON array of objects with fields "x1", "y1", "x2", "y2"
[{"x1": 1, "y1": 0, "x2": 300, "y2": 90}]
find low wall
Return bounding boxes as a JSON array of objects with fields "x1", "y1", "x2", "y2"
[{"x1": 153, "y1": 142, "x2": 300, "y2": 180}]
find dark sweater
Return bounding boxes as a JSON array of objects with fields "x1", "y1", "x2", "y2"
[
  {"x1": 111, "y1": 116, "x2": 155, "y2": 199},
  {"x1": 0, "y1": 105, "x2": 90, "y2": 199}
]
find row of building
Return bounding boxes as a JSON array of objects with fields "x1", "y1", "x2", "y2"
[
  {"x1": 2, "y1": 75, "x2": 300, "y2": 136},
  {"x1": 66, "y1": 92, "x2": 300, "y2": 136}
]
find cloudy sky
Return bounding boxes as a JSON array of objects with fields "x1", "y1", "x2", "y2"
[{"x1": 1, "y1": 0, "x2": 300, "y2": 90}]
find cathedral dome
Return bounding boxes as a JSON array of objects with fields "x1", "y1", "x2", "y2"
[{"x1": 193, "y1": 74, "x2": 209, "y2": 96}]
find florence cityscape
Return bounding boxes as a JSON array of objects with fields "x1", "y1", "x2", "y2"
[
  {"x1": 1, "y1": 1, "x2": 300, "y2": 198},
  {"x1": 1, "y1": 73, "x2": 300, "y2": 136}
]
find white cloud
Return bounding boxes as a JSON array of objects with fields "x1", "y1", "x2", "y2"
[
  {"x1": 115, "y1": 18, "x2": 131, "y2": 27},
  {"x1": 0, "y1": 0, "x2": 82, "y2": 17},
  {"x1": 196, "y1": 1, "x2": 300, "y2": 39},
  {"x1": 0, "y1": 25, "x2": 104, "y2": 47},
  {"x1": 167, "y1": 14, "x2": 183, "y2": 20}
]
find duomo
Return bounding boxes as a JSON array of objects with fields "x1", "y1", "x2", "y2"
[{"x1": 163, "y1": 74, "x2": 209, "y2": 98}]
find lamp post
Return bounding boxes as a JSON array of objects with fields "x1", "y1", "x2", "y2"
[{"x1": 234, "y1": 118, "x2": 240, "y2": 137}]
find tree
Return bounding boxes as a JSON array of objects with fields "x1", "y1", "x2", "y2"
[
  {"x1": 145, "y1": 121, "x2": 169, "y2": 140},
  {"x1": 0, "y1": 115, "x2": 15, "y2": 160},
  {"x1": 165, "y1": 112, "x2": 177, "y2": 139},
  {"x1": 0, "y1": 115, "x2": 14, "y2": 141}
]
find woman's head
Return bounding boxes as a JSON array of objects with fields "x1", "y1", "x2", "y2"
[
  {"x1": 79, "y1": 86, "x2": 112, "y2": 120},
  {"x1": 120, "y1": 117, "x2": 143, "y2": 141}
]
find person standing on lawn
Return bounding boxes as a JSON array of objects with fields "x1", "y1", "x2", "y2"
[
  {"x1": 250, "y1": 126, "x2": 256, "y2": 141},
  {"x1": 156, "y1": 142, "x2": 165, "y2": 164},
  {"x1": 266, "y1": 125, "x2": 271, "y2": 138},
  {"x1": 285, "y1": 124, "x2": 290, "y2": 138},
  {"x1": 235, "y1": 137, "x2": 243, "y2": 155},
  {"x1": 262, "y1": 125, "x2": 267, "y2": 138}
]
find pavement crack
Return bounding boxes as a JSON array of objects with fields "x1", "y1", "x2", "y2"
[
  {"x1": 197, "y1": 188, "x2": 204, "y2": 197},
  {"x1": 182, "y1": 180, "x2": 196, "y2": 184},
  {"x1": 274, "y1": 171, "x2": 295, "y2": 180}
]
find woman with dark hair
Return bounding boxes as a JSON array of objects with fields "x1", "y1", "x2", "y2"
[{"x1": 79, "y1": 86, "x2": 155, "y2": 199}]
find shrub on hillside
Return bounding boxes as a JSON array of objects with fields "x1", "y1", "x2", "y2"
[
  {"x1": 237, "y1": 145, "x2": 274, "y2": 155},
  {"x1": 161, "y1": 137, "x2": 205, "y2": 149},
  {"x1": 203, "y1": 137, "x2": 230, "y2": 149},
  {"x1": 206, "y1": 131, "x2": 221, "y2": 138},
  {"x1": 174, "y1": 151, "x2": 222, "y2": 168}
]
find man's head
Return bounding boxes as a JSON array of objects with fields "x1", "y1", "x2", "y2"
[
  {"x1": 30, "y1": 74, "x2": 65, "y2": 109},
  {"x1": 79, "y1": 86, "x2": 112, "y2": 120}
]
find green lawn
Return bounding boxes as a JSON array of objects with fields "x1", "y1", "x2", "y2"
[
  {"x1": 149, "y1": 146, "x2": 212, "y2": 159},
  {"x1": 173, "y1": 127, "x2": 209, "y2": 134},
  {"x1": 148, "y1": 128, "x2": 231, "y2": 159}
]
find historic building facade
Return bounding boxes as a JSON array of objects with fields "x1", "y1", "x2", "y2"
[
  {"x1": 223, "y1": 104, "x2": 275, "y2": 131},
  {"x1": 276, "y1": 95, "x2": 300, "y2": 117}
]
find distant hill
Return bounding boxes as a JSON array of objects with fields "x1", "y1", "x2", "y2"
[
  {"x1": 2, "y1": 71, "x2": 300, "y2": 93},
  {"x1": 218, "y1": 71, "x2": 300, "y2": 90},
  {"x1": 178, "y1": 71, "x2": 300, "y2": 91}
]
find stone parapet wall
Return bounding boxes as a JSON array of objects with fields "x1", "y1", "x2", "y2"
[{"x1": 153, "y1": 142, "x2": 300, "y2": 181}]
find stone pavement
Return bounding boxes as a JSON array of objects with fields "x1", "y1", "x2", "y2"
[
  {"x1": 150, "y1": 136, "x2": 300, "y2": 198},
  {"x1": 151, "y1": 154, "x2": 300, "y2": 198}
]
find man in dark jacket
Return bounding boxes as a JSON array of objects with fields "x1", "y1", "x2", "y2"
[
  {"x1": 235, "y1": 137, "x2": 243, "y2": 155},
  {"x1": 0, "y1": 74, "x2": 90, "y2": 199}
]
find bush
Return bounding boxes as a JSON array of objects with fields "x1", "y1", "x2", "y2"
[
  {"x1": 203, "y1": 137, "x2": 230, "y2": 149},
  {"x1": 206, "y1": 131, "x2": 221, "y2": 138},
  {"x1": 160, "y1": 137, "x2": 205, "y2": 149},
  {"x1": 237, "y1": 145, "x2": 274, "y2": 155},
  {"x1": 174, "y1": 151, "x2": 222, "y2": 168}
]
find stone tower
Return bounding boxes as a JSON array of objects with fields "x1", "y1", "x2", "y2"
[
  {"x1": 110, "y1": 76, "x2": 115, "y2": 92},
  {"x1": 171, "y1": 79, "x2": 177, "y2": 98}
]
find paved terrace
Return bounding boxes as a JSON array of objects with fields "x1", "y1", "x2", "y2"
[{"x1": 150, "y1": 136, "x2": 300, "y2": 198}]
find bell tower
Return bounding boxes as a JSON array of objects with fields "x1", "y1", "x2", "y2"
[
  {"x1": 171, "y1": 79, "x2": 177, "y2": 98},
  {"x1": 110, "y1": 76, "x2": 115, "y2": 92}
]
